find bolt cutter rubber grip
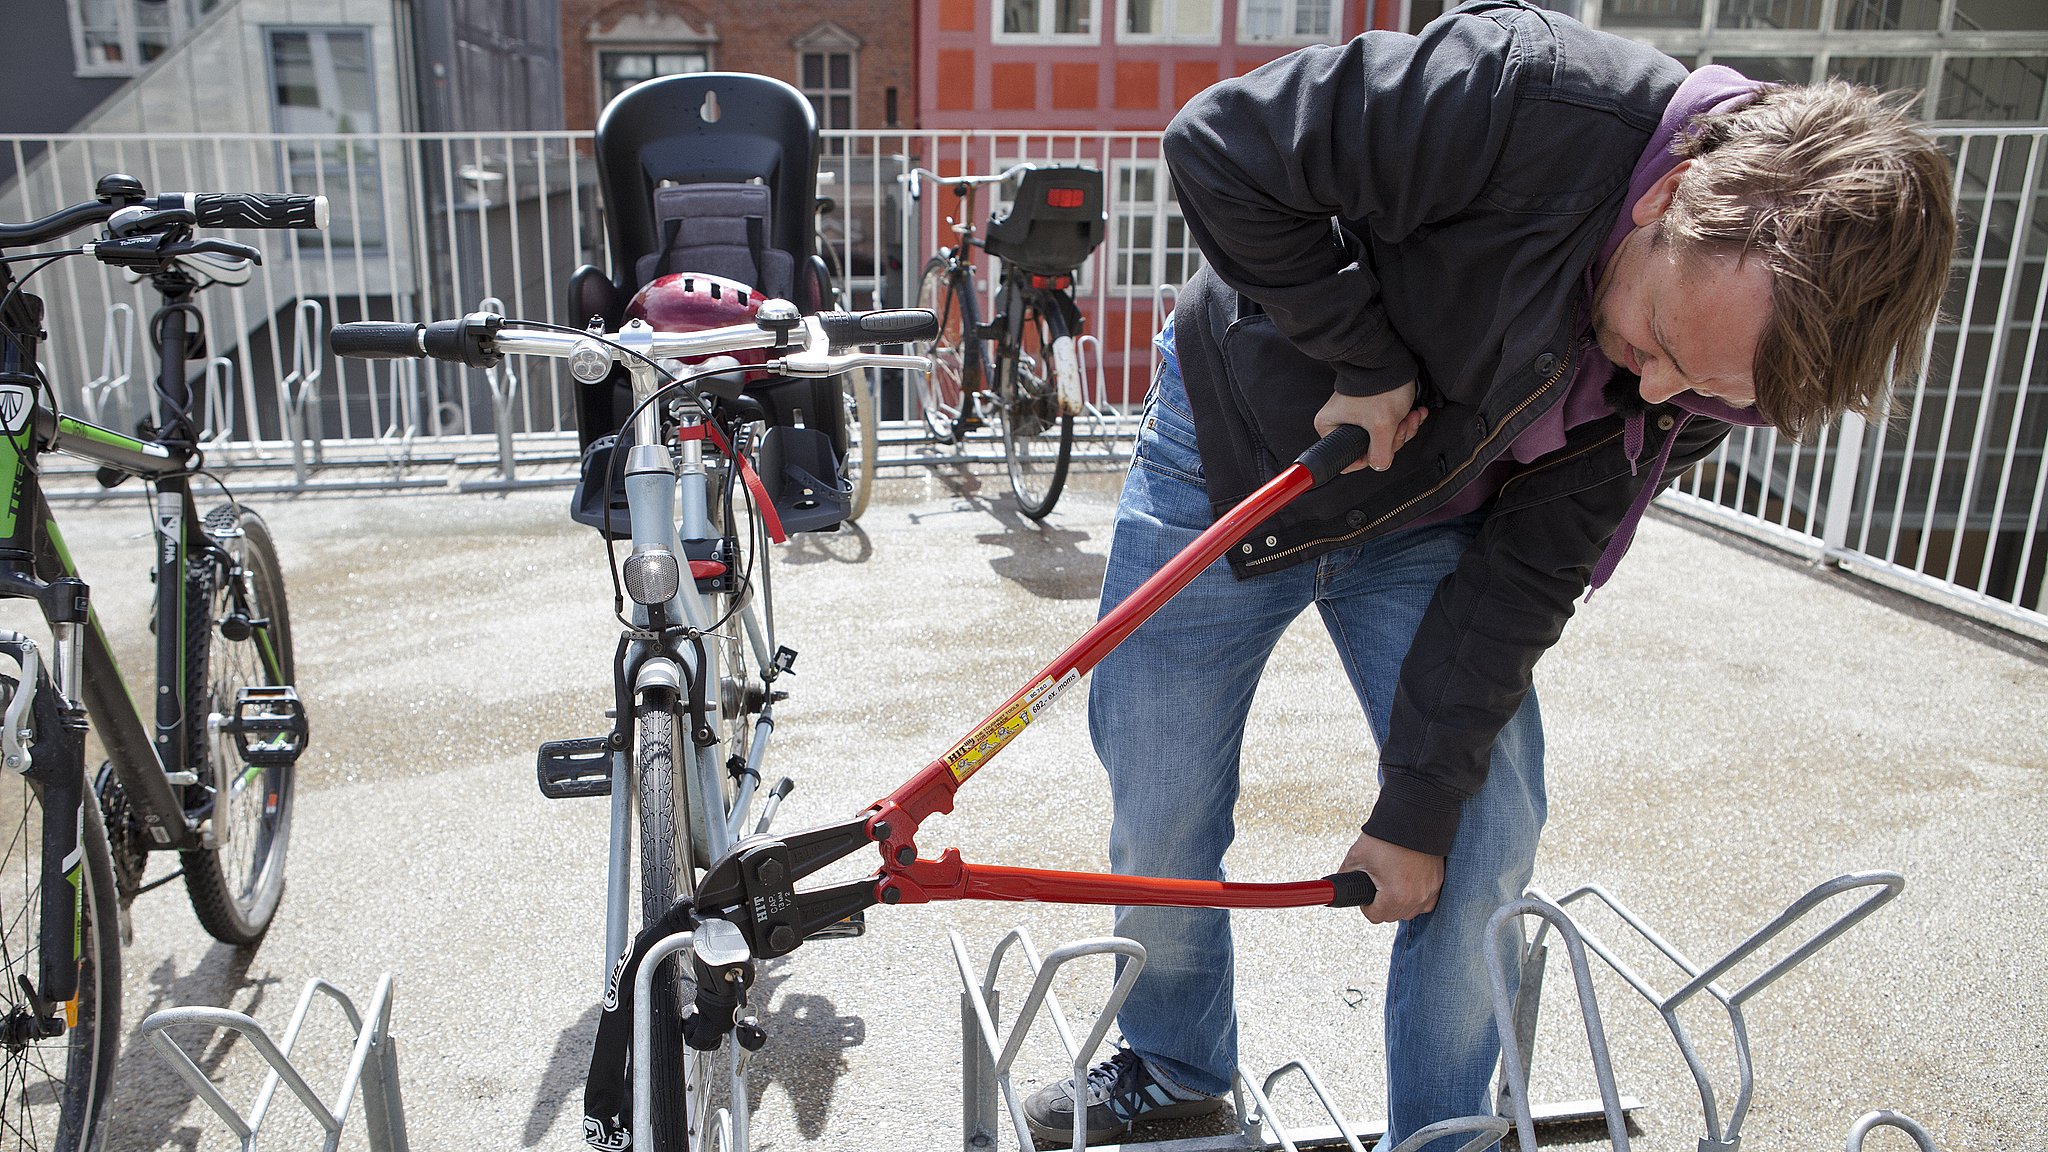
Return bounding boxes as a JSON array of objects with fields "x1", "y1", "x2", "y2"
[{"x1": 1298, "y1": 423, "x2": 1371, "y2": 488}]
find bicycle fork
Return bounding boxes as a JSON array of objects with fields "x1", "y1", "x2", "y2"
[{"x1": 0, "y1": 597, "x2": 92, "y2": 1032}]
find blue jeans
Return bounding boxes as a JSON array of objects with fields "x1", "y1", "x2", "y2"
[{"x1": 1090, "y1": 355, "x2": 1547, "y2": 1151}]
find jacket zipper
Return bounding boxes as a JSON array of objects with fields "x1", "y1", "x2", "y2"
[{"x1": 1249, "y1": 316, "x2": 1580, "y2": 569}]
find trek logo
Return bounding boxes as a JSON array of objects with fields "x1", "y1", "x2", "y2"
[{"x1": 0, "y1": 384, "x2": 32, "y2": 435}]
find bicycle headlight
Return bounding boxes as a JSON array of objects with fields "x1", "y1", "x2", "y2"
[{"x1": 569, "y1": 338, "x2": 613, "y2": 384}]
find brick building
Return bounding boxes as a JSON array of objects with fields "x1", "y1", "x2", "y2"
[{"x1": 559, "y1": 0, "x2": 916, "y2": 132}]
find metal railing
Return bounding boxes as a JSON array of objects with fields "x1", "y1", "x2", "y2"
[{"x1": 4, "y1": 124, "x2": 2044, "y2": 633}]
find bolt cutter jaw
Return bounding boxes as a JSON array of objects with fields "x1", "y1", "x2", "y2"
[{"x1": 692, "y1": 814, "x2": 890, "y2": 960}]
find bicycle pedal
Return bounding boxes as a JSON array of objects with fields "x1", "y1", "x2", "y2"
[
  {"x1": 537, "y1": 736, "x2": 613, "y2": 799},
  {"x1": 225, "y1": 686, "x2": 307, "y2": 767},
  {"x1": 808, "y1": 908, "x2": 867, "y2": 941}
]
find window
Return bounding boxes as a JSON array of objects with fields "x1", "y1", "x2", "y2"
[
  {"x1": 1240, "y1": 0, "x2": 1334, "y2": 42},
  {"x1": 598, "y1": 50, "x2": 709, "y2": 107},
  {"x1": 1120, "y1": 0, "x2": 1220, "y2": 42},
  {"x1": 1597, "y1": 0, "x2": 1704, "y2": 29},
  {"x1": 269, "y1": 29, "x2": 383, "y2": 248},
  {"x1": 1708, "y1": 55, "x2": 1815, "y2": 84},
  {"x1": 69, "y1": 0, "x2": 218, "y2": 75},
  {"x1": 796, "y1": 26, "x2": 861, "y2": 155},
  {"x1": 1111, "y1": 161, "x2": 1200, "y2": 292},
  {"x1": 1940, "y1": 55, "x2": 2048, "y2": 121},
  {"x1": 996, "y1": 0, "x2": 1095, "y2": 41}
]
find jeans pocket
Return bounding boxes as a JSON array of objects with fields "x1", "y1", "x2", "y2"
[{"x1": 1134, "y1": 367, "x2": 1205, "y2": 484}]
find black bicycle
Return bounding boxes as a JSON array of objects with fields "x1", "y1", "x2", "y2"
[
  {"x1": 0, "y1": 174, "x2": 317, "y2": 1151},
  {"x1": 904, "y1": 163, "x2": 1105, "y2": 519}
]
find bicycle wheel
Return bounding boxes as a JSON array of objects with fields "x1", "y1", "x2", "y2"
[
  {"x1": 840, "y1": 368, "x2": 877, "y2": 520},
  {"x1": 636, "y1": 702, "x2": 711, "y2": 1152},
  {"x1": 180, "y1": 505, "x2": 297, "y2": 945},
  {"x1": 0, "y1": 687, "x2": 122, "y2": 1152},
  {"x1": 995, "y1": 299, "x2": 1075, "y2": 519},
  {"x1": 915, "y1": 256, "x2": 976, "y2": 441}
]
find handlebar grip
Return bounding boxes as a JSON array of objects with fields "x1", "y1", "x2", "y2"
[
  {"x1": 330, "y1": 322, "x2": 425, "y2": 360},
  {"x1": 1323, "y1": 871, "x2": 1378, "y2": 908},
  {"x1": 186, "y1": 192, "x2": 329, "y2": 231},
  {"x1": 1296, "y1": 424, "x2": 1371, "y2": 489},
  {"x1": 815, "y1": 309, "x2": 939, "y2": 351}
]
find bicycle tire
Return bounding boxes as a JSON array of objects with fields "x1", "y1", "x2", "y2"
[
  {"x1": 841, "y1": 369, "x2": 877, "y2": 520},
  {"x1": 0, "y1": 687, "x2": 122, "y2": 1152},
  {"x1": 637, "y1": 702, "x2": 710, "y2": 1152},
  {"x1": 995, "y1": 298, "x2": 1075, "y2": 519},
  {"x1": 180, "y1": 505, "x2": 297, "y2": 945},
  {"x1": 915, "y1": 256, "x2": 978, "y2": 442}
]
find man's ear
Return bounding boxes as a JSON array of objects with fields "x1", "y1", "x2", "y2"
[{"x1": 1632, "y1": 159, "x2": 1694, "y2": 227}]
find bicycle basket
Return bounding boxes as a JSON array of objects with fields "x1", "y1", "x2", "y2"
[{"x1": 981, "y1": 167, "x2": 1106, "y2": 276}]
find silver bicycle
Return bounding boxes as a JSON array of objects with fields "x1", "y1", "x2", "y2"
[{"x1": 331, "y1": 298, "x2": 932, "y2": 1152}]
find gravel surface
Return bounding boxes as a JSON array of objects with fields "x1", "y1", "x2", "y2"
[{"x1": 16, "y1": 463, "x2": 2043, "y2": 1152}]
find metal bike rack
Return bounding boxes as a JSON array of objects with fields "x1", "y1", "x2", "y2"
[
  {"x1": 950, "y1": 925, "x2": 1427, "y2": 1152},
  {"x1": 1487, "y1": 870, "x2": 1913, "y2": 1152},
  {"x1": 81, "y1": 300, "x2": 135, "y2": 428},
  {"x1": 140, "y1": 972, "x2": 408, "y2": 1152},
  {"x1": 1846, "y1": 1110, "x2": 1941, "y2": 1151},
  {"x1": 459, "y1": 296, "x2": 564, "y2": 492},
  {"x1": 279, "y1": 297, "x2": 326, "y2": 484}
]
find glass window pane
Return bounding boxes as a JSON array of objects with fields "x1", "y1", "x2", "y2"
[
  {"x1": 1055, "y1": 0, "x2": 1090, "y2": 34},
  {"x1": 1175, "y1": 0, "x2": 1216, "y2": 34},
  {"x1": 1950, "y1": 0, "x2": 2048, "y2": 30},
  {"x1": 1835, "y1": 0, "x2": 1939, "y2": 29},
  {"x1": 1940, "y1": 56, "x2": 2048, "y2": 121},
  {"x1": 1828, "y1": 55, "x2": 1931, "y2": 100},
  {"x1": 136, "y1": 0, "x2": 174, "y2": 60},
  {"x1": 1295, "y1": 0, "x2": 1331, "y2": 37},
  {"x1": 1005, "y1": 0, "x2": 1040, "y2": 33},
  {"x1": 803, "y1": 53, "x2": 824, "y2": 88},
  {"x1": 829, "y1": 94, "x2": 851, "y2": 129},
  {"x1": 1127, "y1": 0, "x2": 1158, "y2": 33},
  {"x1": 829, "y1": 53, "x2": 850, "y2": 87},
  {"x1": 1244, "y1": 0, "x2": 1282, "y2": 37},
  {"x1": 1711, "y1": 55, "x2": 1815, "y2": 84},
  {"x1": 272, "y1": 31, "x2": 316, "y2": 108},
  {"x1": 1716, "y1": 0, "x2": 1819, "y2": 29},
  {"x1": 1596, "y1": 0, "x2": 1704, "y2": 29}
]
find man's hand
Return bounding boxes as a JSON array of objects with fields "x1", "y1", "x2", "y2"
[
  {"x1": 1337, "y1": 831, "x2": 1444, "y2": 924},
  {"x1": 1315, "y1": 383, "x2": 1428, "y2": 473}
]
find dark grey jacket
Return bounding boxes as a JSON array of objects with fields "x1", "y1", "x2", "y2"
[{"x1": 1162, "y1": 0, "x2": 1733, "y2": 854}]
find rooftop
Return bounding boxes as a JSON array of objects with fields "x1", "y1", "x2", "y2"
[{"x1": 40, "y1": 467, "x2": 2044, "y2": 1152}]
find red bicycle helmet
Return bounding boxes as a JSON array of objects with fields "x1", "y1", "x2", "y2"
[{"x1": 624, "y1": 271, "x2": 770, "y2": 368}]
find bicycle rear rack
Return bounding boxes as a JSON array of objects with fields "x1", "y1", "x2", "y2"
[{"x1": 140, "y1": 972, "x2": 408, "y2": 1152}]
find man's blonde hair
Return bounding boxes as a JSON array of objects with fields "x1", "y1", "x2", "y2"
[{"x1": 1665, "y1": 80, "x2": 1957, "y2": 438}]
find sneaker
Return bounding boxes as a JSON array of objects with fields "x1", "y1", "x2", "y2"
[{"x1": 1023, "y1": 1048, "x2": 1224, "y2": 1146}]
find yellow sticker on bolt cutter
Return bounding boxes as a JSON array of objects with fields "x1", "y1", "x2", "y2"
[{"x1": 943, "y1": 670, "x2": 1080, "y2": 782}]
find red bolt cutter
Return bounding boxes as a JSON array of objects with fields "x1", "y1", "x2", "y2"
[{"x1": 585, "y1": 425, "x2": 1377, "y2": 1130}]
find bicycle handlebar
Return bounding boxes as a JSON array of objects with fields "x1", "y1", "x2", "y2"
[
  {"x1": 899, "y1": 162, "x2": 1037, "y2": 199},
  {"x1": 0, "y1": 184, "x2": 328, "y2": 247},
  {"x1": 330, "y1": 305, "x2": 939, "y2": 379}
]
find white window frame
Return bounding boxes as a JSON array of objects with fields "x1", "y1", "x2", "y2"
[
  {"x1": 796, "y1": 25, "x2": 861, "y2": 151},
  {"x1": 1115, "y1": 0, "x2": 1222, "y2": 43},
  {"x1": 1237, "y1": 0, "x2": 1337, "y2": 45},
  {"x1": 67, "y1": 0, "x2": 216, "y2": 77},
  {"x1": 992, "y1": 0, "x2": 1101, "y2": 45},
  {"x1": 1108, "y1": 158, "x2": 1199, "y2": 294}
]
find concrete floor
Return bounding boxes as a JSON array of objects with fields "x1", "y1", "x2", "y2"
[{"x1": 14, "y1": 462, "x2": 2045, "y2": 1152}]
